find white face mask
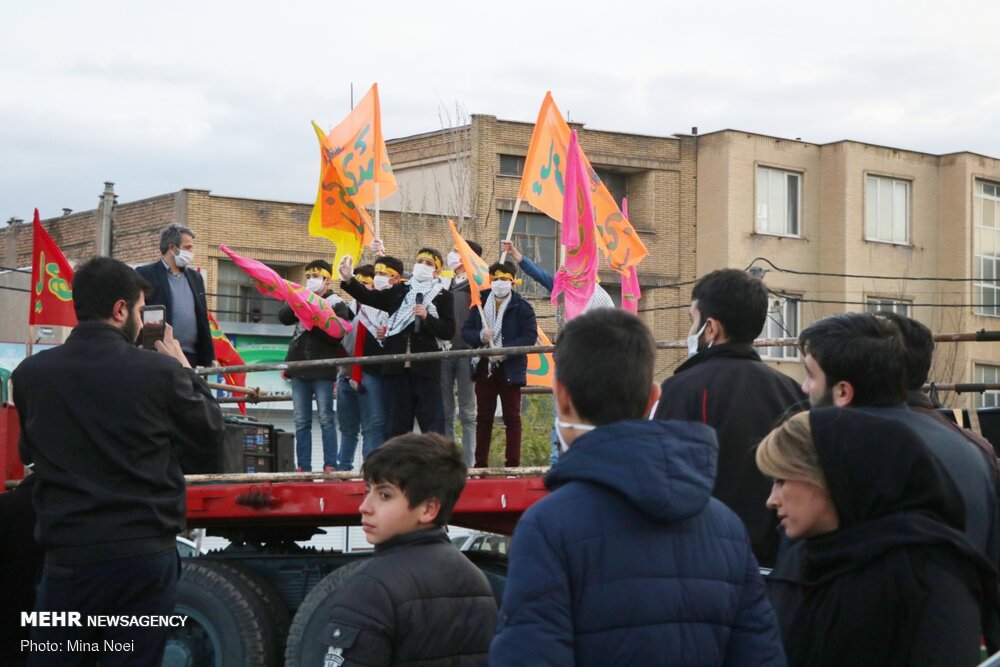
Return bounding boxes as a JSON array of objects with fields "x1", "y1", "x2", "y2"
[
  {"x1": 411, "y1": 263, "x2": 435, "y2": 283},
  {"x1": 687, "y1": 321, "x2": 708, "y2": 357},
  {"x1": 491, "y1": 280, "x2": 512, "y2": 298},
  {"x1": 373, "y1": 275, "x2": 391, "y2": 291},
  {"x1": 306, "y1": 277, "x2": 326, "y2": 294},
  {"x1": 556, "y1": 419, "x2": 597, "y2": 453},
  {"x1": 174, "y1": 248, "x2": 194, "y2": 268},
  {"x1": 446, "y1": 251, "x2": 462, "y2": 271}
]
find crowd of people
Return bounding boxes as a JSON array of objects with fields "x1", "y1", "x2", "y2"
[{"x1": 4, "y1": 221, "x2": 1000, "y2": 665}]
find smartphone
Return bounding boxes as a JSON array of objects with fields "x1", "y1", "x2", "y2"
[{"x1": 141, "y1": 305, "x2": 166, "y2": 350}]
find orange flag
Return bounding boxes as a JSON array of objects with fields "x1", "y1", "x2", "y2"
[
  {"x1": 207, "y1": 311, "x2": 248, "y2": 416},
  {"x1": 525, "y1": 326, "x2": 555, "y2": 388},
  {"x1": 520, "y1": 92, "x2": 649, "y2": 273},
  {"x1": 29, "y1": 209, "x2": 77, "y2": 327},
  {"x1": 319, "y1": 83, "x2": 397, "y2": 206},
  {"x1": 447, "y1": 219, "x2": 491, "y2": 307}
]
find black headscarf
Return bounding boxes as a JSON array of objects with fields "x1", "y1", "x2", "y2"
[{"x1": 781, "y1": 408, "x2": 1000, "y2": 667}]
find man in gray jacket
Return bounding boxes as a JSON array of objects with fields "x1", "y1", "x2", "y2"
[{"x1": 441, "y1": 239, "x2": 481, "y2": 466}]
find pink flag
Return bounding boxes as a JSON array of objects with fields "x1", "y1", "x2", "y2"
[
  {"x1": 219, "y1": 245, "x2": 352, "y2": 339},
  {"x1": 551, "y1": 131, "x2": 598, "y2": 321},
  {"x1": 620, "y1": 197, "x2": 641, "y2": 314}
]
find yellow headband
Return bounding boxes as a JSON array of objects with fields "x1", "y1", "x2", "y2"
[
  {"x1": 355, "y1": 275, "x2": 374, "y2": 286},
  {"x1": 416, "y1": 251, "x2": 442, "y2": 270},
  {"x1": 305, "y1": 268, "x2": 332, "y2": 279},
  {"x1": 491, "y1": 271, "x2": 522, "y2": 285},
  {"x1": 374, "y1": 263, "x2": 400, "y2": 277}
]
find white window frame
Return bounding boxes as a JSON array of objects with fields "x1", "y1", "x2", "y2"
[
  {"x1": 755, "y1": 166, "x2": 801, "y2": 237},
  {"x1": 866, "y1": 297, "x2": 912, "y2": 317},
  {"x1": 975, "y1": 179, "x2": 1000, "y2": 317},
  {"x1": 865, "y1": 174, "x2": 910, "y2": 245},
  {"x1": 758, "y1": 296, "x2": 800, "y2": 360},
  {"x1": 975, "y1": 364, "x2": 1000, "y2": 408}
]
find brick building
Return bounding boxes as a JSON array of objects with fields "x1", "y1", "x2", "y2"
[{"x1": 697, "y1": 130, "x2": 1000, "y2": 402}]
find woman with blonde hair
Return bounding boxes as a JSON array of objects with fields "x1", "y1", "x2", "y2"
[{"x1": 757, "y1": 408, "x2": 1000, "y2": 667}]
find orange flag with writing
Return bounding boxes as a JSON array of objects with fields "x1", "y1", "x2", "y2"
[
  {"x1": 29, "y1": 209, "x2": 77, "y2": 327},
  {"x1": 519, "y1": 92, "x2": 648, "y2": 273},
  {"x1": 207, "y1": 311, "x2": 248, "y2": 416},
  {"x1": 447, "y1": 220, "x2": 491, "y2": 307},
  {"x1": 525, "y1": 326, "x2": 555, "y2": 388}
]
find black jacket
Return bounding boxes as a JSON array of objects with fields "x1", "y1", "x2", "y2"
[
  {"x1": 323, "y1": 527, "x2": 497, "y2": 666},
  {"x1": 278, "y1": 296, "x2": 353, "y2": 380},
  {"x1": 449, "y1": 276, "x2": 473, "y2": 350},
  {"x1": 341, "y1": 279, "x2": 455, "y2": 381},
  {"x1": 12, "y1": 323, "x2": 225, "y2": 563},
  {"x1": 136, "y1": 260, "x2": 215, "y2": 367},
  {"x1": 654, "y1": 343, "x2": 806, "y2": 567},
  {"x1": 0, "y1": 475, "x2": 42, "y2": 663}
]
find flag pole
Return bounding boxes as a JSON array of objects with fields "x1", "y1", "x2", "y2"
[
  {"x1": 26, "y1": 325, "x2": 34, "y2": 358},
  {"x1": 476, "y1": 303, "x2": 498, "y2": 351},
  {"x1": 498, "y1": 197, "x2": 522, "y2": 264},
  {"x1": 374, "y1": 183, "x2": 381, "y2": 240}
]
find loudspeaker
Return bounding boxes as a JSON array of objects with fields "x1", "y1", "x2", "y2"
[
  {"x1": 275, "y1": 429, "x2": 296, "y2": 472},
  {"x1": 221, "y1": 416, "x2": 275, "y2": 473}
]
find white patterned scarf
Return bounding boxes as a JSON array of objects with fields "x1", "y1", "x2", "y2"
[
  {"x1": 473, "y1": 290, "x2": 512, "y2": 375},
  {"x1": 385, "y1": 280, "x2": 443, "y2": 338}
]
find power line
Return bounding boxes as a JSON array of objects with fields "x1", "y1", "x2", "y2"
[{"x1": 750, "y1": 257, "x2": 996, "y2": 283}]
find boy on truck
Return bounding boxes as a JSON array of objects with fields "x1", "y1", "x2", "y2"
[{"x1": 302, "y1": 433, "x2": 497, "y2": 665}]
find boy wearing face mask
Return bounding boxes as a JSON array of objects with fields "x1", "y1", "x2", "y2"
[
  {"x1": 461, "y1": 262, "x2": 537, "y2": 467},
  {"x1": 339, "y1": 248, "x2": 455, "y2": 438},
  {"x1": 441, "y1": 240, "x2": 483, "y2": 467},
  {"x1": 652, "y1": 269, "x2": 804, "y2": 568},
  {"x1": 278, "y1": 260, "x2": 353, "y2": 472},
  {"x1": 136, "y1": 224, "x2": 215, "y2": 368}
]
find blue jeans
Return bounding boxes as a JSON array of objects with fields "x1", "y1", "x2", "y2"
[
  {"x1": 336, "y1": 372, "x2": 387, "y2": 470},
  {"x1": 291, "y1": 377, "x2": 338, "y2": 471},
  {"x1": 440, "y1": 356, "x2": 477, "y2": 467}
]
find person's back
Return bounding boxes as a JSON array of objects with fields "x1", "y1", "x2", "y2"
[
  {"x1": 654, "y1": 270, "x2": 805, "y2": 567},
  {"x1": 492, "y1": 309, "x2": 784, "y2": 666}
]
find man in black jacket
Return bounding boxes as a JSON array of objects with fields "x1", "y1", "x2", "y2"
[
  {"x1": 278, "y1": 259, "x2": 352, "y2": 472},
  {"x1": 11, "y1": 257, "x2": 225, "y2": 666},
  {"x1": 653, "y1": 269, "x2": 804, "y2": 568},
  {"x1": 339, "y1": 248, "x2": 455, "y2": 437},
  {"x1": 136, "y1": 224, "x2": 214, "y2": 367}
]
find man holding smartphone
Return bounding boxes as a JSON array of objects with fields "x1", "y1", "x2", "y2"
[
  {"x1": 11, "y1": 257, "x2": 225, "y2": 666},
  {"x1": 136, "y1": 224, "x2": 214, "y2": 367}
]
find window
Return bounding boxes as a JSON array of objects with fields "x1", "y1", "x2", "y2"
[
  {"x1": 865, "y1": 175, "x2": 910, "y2": 244},
  {"x1": 500, "y1": 211, "x2": 558, "y2": 297},
  {"x1": 758, "y1": 296, "x2": 799, "y2": 359},
  {"x1": 594, "y1": 168, "x2": 627, "y2": 208},
  {"x1": 975, "y1": 364, "x2": 1000, "y2": 408},
  {"x1": 499, "y1": 155, "x2": 525, "y2": 176},
  {"x1": 866, "y1": 298, "x2": 912, "y2": 317},
  {"x1": 756, "y1": 167, "x2": 801, "y2": 236},
  {"x1": 975, "y1": 180, "x2": 1000, "y2": 317},
  {"x1": 216, "y1": 259, "x2": 290, "y2": 323}
]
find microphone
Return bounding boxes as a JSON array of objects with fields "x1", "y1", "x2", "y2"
[{"x1": 414, "y1": 293, "x2": 424, "y2": 335}]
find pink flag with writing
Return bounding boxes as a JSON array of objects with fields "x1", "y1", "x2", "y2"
[
  {"x1": 620, "y1": 197, "x2": 641, "y2": 314},
  {"x1": 219, "y1": 245, "x2": 352, "y2": 339},
  {"x1": 551, "y1": 131, "x2": 599, "y2": 321}
]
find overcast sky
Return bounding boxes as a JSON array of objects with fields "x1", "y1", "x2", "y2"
[{"x1": 2, "y1": 0, "x2": 997, "y2": 223}]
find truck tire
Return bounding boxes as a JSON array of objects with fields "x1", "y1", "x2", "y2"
[
  {"x1": 162, "y1": 560, "x2": 270, "y2": 667},
  {"x1": 203, "y1": 559, "x2": 291, "y2": 664},
  {"x1": 284, "y1": 559, "x2": 367, "y2": 667}
]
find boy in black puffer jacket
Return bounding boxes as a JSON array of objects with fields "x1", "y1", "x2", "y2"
[
  {"x1": 278, "y1": 259, "x2": 353, "y2": 471},
  {"x1": 294, "y1": 433, "x2": 497, "y2": 666}
]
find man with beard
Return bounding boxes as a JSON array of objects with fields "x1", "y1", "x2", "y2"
[
  {"x1": 11, "y1": 256, "x2": 225, "y2": 666},
  {"x1": 797, "y1": 312, "x2": 999, "y2": 564}
]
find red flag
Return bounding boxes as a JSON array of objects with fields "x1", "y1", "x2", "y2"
[
  {"x1": 207, "y1": 311, "x2": 248, "y2": 416},
  {"x1": 29, "y1": 209, "x2": 76, "y2": 327}
]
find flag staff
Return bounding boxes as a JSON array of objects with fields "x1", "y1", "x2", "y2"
[{"x1": 498, "y1": 198, "x2": 522, "y2": 264}]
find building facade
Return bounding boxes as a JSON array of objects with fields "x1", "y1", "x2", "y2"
[{"x1": 697, "y1": 130, "x2": 1000, "y2": 403}]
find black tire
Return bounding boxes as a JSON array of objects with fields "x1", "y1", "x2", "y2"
[
  {"x1": 162, "y1": 560, "x2": 269, "y2": 667},
  {"x1": 203, "y1": 560, "x2": 291, "y2": 665},
  {"x1": 284, "y1": 559, "x2": 368, "y2": 667}
]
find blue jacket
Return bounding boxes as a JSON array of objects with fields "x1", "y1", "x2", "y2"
[
  {"x1": 490, "y1": 420, "x2": 786, "y2": 667},
  {"x1": 461, "y1": 290, "x2": 537, "y2": 386}
]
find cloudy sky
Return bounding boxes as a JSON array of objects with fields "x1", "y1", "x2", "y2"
[{"x1": 2, "y1": 0, "x2": 996, "y2": 223}]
